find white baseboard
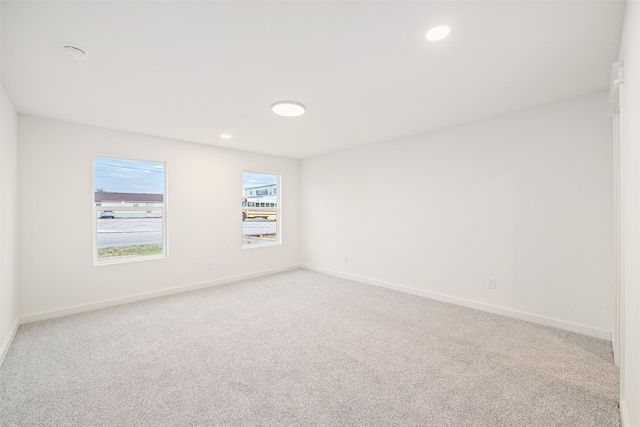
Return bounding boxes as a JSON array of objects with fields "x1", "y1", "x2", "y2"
[
  {"x1": 0, "y1": 317, "x2": 20, "y2": 368},
  {"x1": 620, "y1": 400, "x2": 630, "y2": 427},
  {"x1": 20, "y1": 265, "x2": 299, "y2": 325},
  {"x1": 302, "y1": 265, "x2": 611, "y2": 341}
]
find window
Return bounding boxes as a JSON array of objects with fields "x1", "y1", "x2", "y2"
[
  {"x1": 242, "y1": 171, "x2": 279, "y2": 247},
  {"x1": 93, "y1": 156, "x2": 167, "y2": 263}
]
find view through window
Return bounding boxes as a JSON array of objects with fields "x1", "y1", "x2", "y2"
[
  {"x1": 242, "y1": 171, "x2": 278, "y2": 247},
  {"x1": 94, "y1": 156, "x2": 166, "y2": 263}
]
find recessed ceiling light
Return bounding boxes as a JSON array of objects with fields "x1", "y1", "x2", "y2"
[
  {"x1": 220, "y1": 134, "x2": 232, "y2": 139},
  {"x1": 272, "y1": 101, "x2": 306, "y2": 117},
  {"x1": 426, "y1": 26, "x2": 450, "y2": 42},
  {"x1": 61, "y1": 43, "x2": 88, "y2": 60}
]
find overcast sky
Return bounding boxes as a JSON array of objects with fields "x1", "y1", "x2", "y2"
[
  {"x1": 94, "y1": 156, "x2": 164, "y2": 194},
  {"x1": 242, "y1": 171, "x2": 276, "y2": 190},
  {"x1": 94, "y1": 157, "x2": 277, "y2": 196}
]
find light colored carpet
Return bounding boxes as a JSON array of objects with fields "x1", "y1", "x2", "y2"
[{"x1": 0, "y1": 269, "x2": 620, "y2": 426}]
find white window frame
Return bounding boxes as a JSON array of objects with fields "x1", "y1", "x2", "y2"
[
  {"x1": 93, "y1": 155, "x2": 168, "y2": 265},
  {"x1": 242, "y1": 170, "x2": 281, "y2": 249}
]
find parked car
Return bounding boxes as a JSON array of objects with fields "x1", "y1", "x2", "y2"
[{"x1": 100, "y1": 210, "x2": 115, "y2": 219}]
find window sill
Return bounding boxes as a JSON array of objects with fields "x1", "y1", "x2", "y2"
[
  {"x1": 242, "y1": 242, "x2": 281, "y2": 250},
  {"x1": 93, "y1": 254, "x2": 168, "y2": 266}
]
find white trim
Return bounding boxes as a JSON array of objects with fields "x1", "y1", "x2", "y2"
[
  {"x1": 92, "y1": 252, "x2": 167, "y2": 267},
  {"x1": 241, "y1": 242, "x2": 281, "y2": 250},
  {"x1": 609, "y1": 61, "x2": 624, "y2": 116},
  {"x1": 613, "y1": 110, "x2": 621, "y2": 366},
  {"x1": 19, "y1": 265, "x2": 299, "y2": 324},
  {"x1": 618, "y1": 80, "x2": 627, "y2": 397},
  {"x1": 620, "y1": 400, "x2": 630, "y2": 427},
  {"x1": 301, "y1": 265, "x2": 612, "y2": 341},
  {"x1": 0, "y1": 317, "x2": 20, "y2": 368},
  {"x1": 242, "y1": 170, "x2": 281, "y2": 249},
  {"x1": 92, "y1": 155, "x2": 168, "y2": 265}
]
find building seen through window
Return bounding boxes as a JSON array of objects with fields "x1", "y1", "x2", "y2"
[
  {"x1": 93, "y1": 156, "x2": 166, "y2": 263},
  {"x1": 242, "y1": 171, "x2": 279, "y2": 247}
]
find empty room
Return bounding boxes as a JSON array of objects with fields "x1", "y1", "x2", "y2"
[{"x1": 0, "y1": 1, "x2": 638, "y2": 426}]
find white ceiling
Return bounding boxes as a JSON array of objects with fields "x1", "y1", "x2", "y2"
[{"x1": 1, "y1": 1, "x2": 625, "y2": 159}]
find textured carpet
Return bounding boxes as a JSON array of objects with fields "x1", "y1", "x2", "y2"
[{"x1": 0, "y1": 269, "x2": 620, "y2": 426}]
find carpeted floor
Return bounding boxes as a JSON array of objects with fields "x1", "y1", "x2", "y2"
[{"x1": 0, "y1": 269, "x2": 620, "y2": 426}]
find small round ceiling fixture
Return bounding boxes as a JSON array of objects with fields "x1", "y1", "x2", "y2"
[
  {"x1": 61, "y1": 43, "x2": 88, "y2": 60},
  {"x1": 272, "y1": 101, "x2": 305, "y2": 117},
  {"x1": 220, "y1": 134, "x2": 232, "y2": 139},
  {"x1": 426, "y1": 26, "x2": 450, "y2": 42}
]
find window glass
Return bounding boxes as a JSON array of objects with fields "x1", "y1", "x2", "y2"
[
  {"x1": 242, "y1": 171, "x2": 279, "y2": 247},
  {"x1": 94, "y1": 156, "x2": 166, "y2": 263}
]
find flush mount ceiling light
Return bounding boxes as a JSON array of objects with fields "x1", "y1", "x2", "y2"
[
  {"x1": 271, "y1": 101, "x2": 306, "y2": 117},
  {"x1": 426, "y1": 26, "x2": 450, "y2": 42},
  {"x1": 220, "y1": 134, "x2": 232, "y2": 139},
  {"x1": 61, "y1": 43, "x2": 88, "y2": 60}
]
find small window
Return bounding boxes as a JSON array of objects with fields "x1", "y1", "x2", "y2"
[
  {"x1": 94, "y1": 156, "x2": 167, "y2": 264},
  {"x1": 242, "y1": 171, "x2": 279, "y2": 247}
]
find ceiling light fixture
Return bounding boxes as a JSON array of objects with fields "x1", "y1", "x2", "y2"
[
  {"x1": 426, "y1": 26, "x2": 450, "y2": 42},
  {"x1": 61, "y1": 43, "x2": 88, "y2": 60},
  {"x1": 220, "y1": 134, "x2": 232, "y2": 139},
  {"x1": 272, "y1": 101, "x2": 306, "y2": 117}
]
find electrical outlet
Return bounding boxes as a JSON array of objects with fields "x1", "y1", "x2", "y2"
[
  {"x1": 208, "y1": 261, "x2": 213, "y2": 270},
  {"x1": 342, "y1": 255, "x2": 348, "y2": 263},
  {"x1": 487, "y1": 277, "x2": 496, "y2": 289}
]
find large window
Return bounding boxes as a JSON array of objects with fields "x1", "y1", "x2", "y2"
[
  {"x1": 242, "y1": 171, "x2": 279, "y2": 247},
  {"x1": 93, "y1": 156, "x2": 167, "y2": 264}
]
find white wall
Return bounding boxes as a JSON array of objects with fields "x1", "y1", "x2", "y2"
[
  {"x1": 18, "y1": 115, "x2": 299, "y2": 319},
  {"x1": 0, "y1": 86, "x2": 19, "y2": 363},
  {"x1": 300, "y1": 91, "x2": 614, "y2": 338},
  {"x1": 618, "y1": 1, "x2": 640, "y2": 425}
]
